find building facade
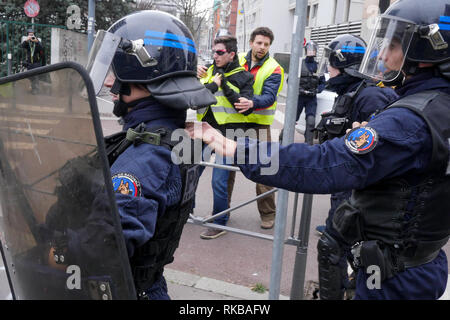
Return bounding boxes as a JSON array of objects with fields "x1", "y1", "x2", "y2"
[
  {"x1": 199, "y1": 0, "x2": 399, "y2": 58},
  {"x1": 232, "y1": 0, "x2": 398, "y2": 57},
  {"x1": 235, "y1": 0, "x2": 292, "y2": 54},
  {"x1": 292, "y1": 0, "x2": 399, "y2": 58}
]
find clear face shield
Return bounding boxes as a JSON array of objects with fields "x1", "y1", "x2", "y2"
[
  {"x1": 305, "y1": 42, "x2": 317, "y2": 57},
  {"x1": 317, "y1": 47, "x2": 332, "y2": 76},
  {"x1": 359, "y1": 16, "x2": 416, "y2": 82},
  {"x1": 86, "y1": 30, "x2": 157, "y2": 95}
]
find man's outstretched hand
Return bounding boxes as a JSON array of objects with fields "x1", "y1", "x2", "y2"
[{"x1": 185, "y1": 122, "x2": 237, "y2": 157}]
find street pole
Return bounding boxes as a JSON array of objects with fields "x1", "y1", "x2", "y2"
[
  {"x1": 242, "y1": 1, "x2": 246, "y2": 52},
  {"x1": 268, "y1": 0, "x2": 307, "y2": 300},
  {"x1": 87, "y1": 0, "x2": 95, "y2": 53}
]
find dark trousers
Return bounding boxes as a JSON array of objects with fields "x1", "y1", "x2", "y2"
[
  {"x1": 354, "y1": 250, "x2": 448, "y2": 300},
  {"x1": 296, "y1": 94, "x2": 318, "y2": 121}
]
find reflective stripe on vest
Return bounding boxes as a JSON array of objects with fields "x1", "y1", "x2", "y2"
[
  {"x1": 239, "y1": 53, "x2": 284, "y2": 125},
  {"x1": 197, "y1": 65, "x2": 250, "y2": 125}
]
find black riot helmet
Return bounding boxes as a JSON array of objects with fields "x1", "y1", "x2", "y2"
[
  {"x1": 87, "y1": 10, "x2": 216, "y2": 110},
  {"x1": 317, "y1": 34, "x2": 367, "y2": 77},
  {"x1": 360, "y1": 0, "x2": 450, "y2": 82}
]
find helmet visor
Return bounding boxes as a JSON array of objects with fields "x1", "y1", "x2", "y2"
[
  {"x1": 305, "y1": 42, "x2": 317, "y2": 56},
  {"x1": 359, "y1": 16, "x2": 416, "y2": 82},
  {"x1": 86, "y1": 30, "x2": 122, "y2": 95},
  {"x1": 317, "y1": 47, "x2": 331, "y2": 76}
]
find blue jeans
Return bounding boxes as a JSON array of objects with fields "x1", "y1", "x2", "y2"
[{"x1": 198, "y1": 147, "x2": 232, "y2": 226}]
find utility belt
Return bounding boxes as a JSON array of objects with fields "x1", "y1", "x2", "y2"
[
  {"x1": 333, "y1": 200, "x2": 447, "y2": 281},
  {"x1": 350, "y1": 240, "x2": 441, "y2": 282}
]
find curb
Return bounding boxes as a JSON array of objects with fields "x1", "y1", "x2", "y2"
[{"x1": 164, "y1": 268, "x2": 289, "y2": 300}]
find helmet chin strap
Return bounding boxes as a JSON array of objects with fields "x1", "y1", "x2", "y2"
[
  {"x1": 110, "y1": 78, "x2": 131, "y2": 96},
  {"x1": 110, "y1": 78, "x2": 133, "y2": 117}
]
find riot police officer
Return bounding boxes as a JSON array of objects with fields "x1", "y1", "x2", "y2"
[
  {"x1": 187, "y1": 0, "x2": 450, "y2": 300},
  {"x1": 296, "y1": 40, "x2": 325, "y2": 142},
  {"x1": 87, "y1": 10, "x2": 215, "y2": 299},
  {"x1": 314, "y1": 34, "x2": 398, "y2": 300}
]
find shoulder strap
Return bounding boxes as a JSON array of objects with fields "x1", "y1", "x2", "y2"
[
  {"x1": 386, "y1": 90, "x2": 442, "y2": 112},
  {"x1": 386, "y1": 90, "x2": 450, "y2": 173},
  {"x1": 104, "y1": 123, "x2": 180, "y2": 166}
]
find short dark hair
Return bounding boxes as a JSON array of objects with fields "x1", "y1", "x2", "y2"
[
  {"x1": 214, "y1": 35, "x2": 238, "y2": 53},
  {"x1": 250, "y1": 27, "x2": 274, "y2": 44}
]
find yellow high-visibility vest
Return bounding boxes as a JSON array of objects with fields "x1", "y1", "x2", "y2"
[
  {"x1": 239, "y1": 53, "x2": 284, "y2": 125},
  {"x1": 197, "y1": 65, "x2": 251, "y2": 125}
]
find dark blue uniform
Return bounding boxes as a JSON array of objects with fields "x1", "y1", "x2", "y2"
[
  {"x1": 322, "y1": 77, "x2": 398, "y2": 292},
  {"x1": 110, "y1": 98, "x2": 186, "y2": 300},
  {"x1": 296, "y1": 57, "x2": 326, "y2": 121},
  {"x1": 234, "y1": 71, "x2": 450, "y2": 299}
]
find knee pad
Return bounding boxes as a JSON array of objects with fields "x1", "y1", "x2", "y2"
[{"x1": 306, "y1": 115, "x2": 316, "y2": 128}]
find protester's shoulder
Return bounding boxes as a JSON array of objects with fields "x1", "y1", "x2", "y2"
[
  {"x1": 241, "y1": 69, "x2": 255, "y2": 82},
  {"x1": 230, "y1": 69, "x2": 254, "y2": 86}
]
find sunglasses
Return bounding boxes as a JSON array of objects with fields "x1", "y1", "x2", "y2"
[{"x1": 213, "y1": 50, "x2": 228, "y2": 56}]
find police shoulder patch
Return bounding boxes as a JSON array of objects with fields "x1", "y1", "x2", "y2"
[
  {"x1": 344, "y1": 126, "x2": 378, "y2": 155},
  {"x1": 112, "y1": 173, "x2": 142, "y2": 197}
]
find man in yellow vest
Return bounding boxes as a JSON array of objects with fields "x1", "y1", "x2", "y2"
[
  {"x1": 197, "y1": 35, "x2": 254, "y2": 239},
  {"x1": 198, "y1": 27, "x2": 284, "y2": 230}
]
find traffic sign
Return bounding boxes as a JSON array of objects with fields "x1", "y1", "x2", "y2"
[{"x1": 24, "y1": 0, "x2": 40, "y2": 18}]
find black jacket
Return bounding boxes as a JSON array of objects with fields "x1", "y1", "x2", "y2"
[
  {"x1": 203, "y1": 57, "x2": 254, "y2": 132},
  {"x1": 204, "y1": 57, "x2": 254, "y2": 111},
  {"x1": 21, "y1": 39, "x2": 45, "y2": 68}
]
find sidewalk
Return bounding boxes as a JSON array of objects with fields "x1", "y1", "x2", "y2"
[
  {"x1": 164, "y1": 268, "x2": 289, "y2": 300},
  {"x1": 165, "y1": 267, "x2": 450, "y2": 300}
]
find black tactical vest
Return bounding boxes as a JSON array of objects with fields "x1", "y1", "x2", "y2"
[
  {"x1": 315, "y1": 81, "x2": 373, "y2": 143},
  {"x1": 105, "y1": 124, "x2": 201, "y2": 295},
  {"x1": 299, "y1": 59, "x2": 319, "y2": 92},
  {"x1": 349, "y1": 91, "x2": 450, "y2": 260}
]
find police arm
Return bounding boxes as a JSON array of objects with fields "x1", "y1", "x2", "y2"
[{"x1": 186, "y1": 108, "x2": 433, "y2": 195}]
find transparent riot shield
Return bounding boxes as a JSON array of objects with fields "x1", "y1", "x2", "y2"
[{"x1": 0, "y1": 62, "x2": 136, "y2": 300}]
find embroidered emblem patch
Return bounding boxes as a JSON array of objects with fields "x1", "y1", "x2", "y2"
[
  {"x1": 344, "y1": 127, "x2": 378, "y2": 155},
  {"x1": 112, "y1": 173, "x2": 142, "y2": 197}
]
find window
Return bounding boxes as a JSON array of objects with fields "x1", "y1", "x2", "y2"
[
  {"x1": 332, "y1": 0, "x2": 337, "y2": 24},
  {"x1": 345, "y1": 0, "x2": 351, "y2": 22},
  {"x1": 306, "y1": 5, "x2": 310, "y2": 26},
  {"x1": 312, "y1": 4, "x2": 318, "y2": 18},
  {"x1": 311, "y1": 3, "x2": 318, "y2": 27}
]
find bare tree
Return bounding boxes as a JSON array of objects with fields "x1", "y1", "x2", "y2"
[
  {"x1": 135, "y1": 0, "x2": 157, "y2": 10},
  {"x1": 168, "y1": 0, "x2": 210, "y2": 43}
]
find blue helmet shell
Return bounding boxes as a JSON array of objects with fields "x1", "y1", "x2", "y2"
[
  {"x1": 108, "y1": 10, "x2": 198, "y2": 84},
  {"x1": 383, "y1": 0, "x2": 450, "y2": 63},
  {"x1": 326, "y1": 34, "x2": 367, "y2": 69}
]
